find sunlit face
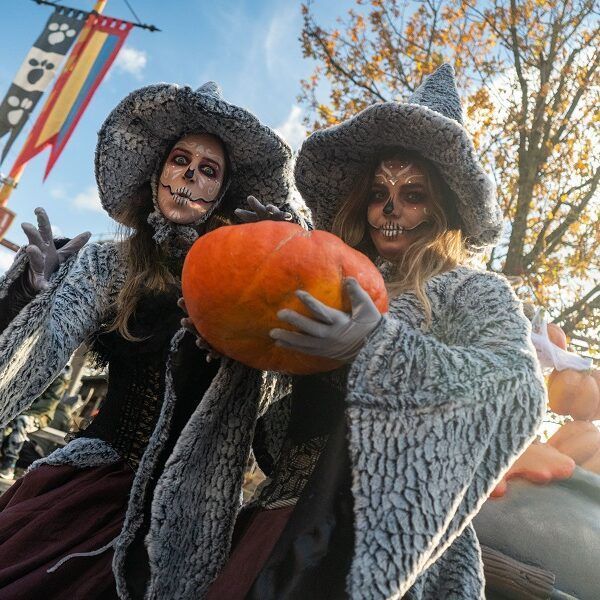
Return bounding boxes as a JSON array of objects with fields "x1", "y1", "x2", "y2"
[
  {"x1": 157, "y1": 133, "x2": 226, "y2": 224},
  {"x1": 367, "y1": 157, "x2": 433, "y2": 260}
]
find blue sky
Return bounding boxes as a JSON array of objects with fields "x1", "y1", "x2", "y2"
[{"x1": 0, "y1": 0, "x2": 340, "y2": 272}]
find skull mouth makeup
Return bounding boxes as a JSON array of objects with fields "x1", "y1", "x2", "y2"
[
  {"x1": 159, "y1": 182, "x2": 218, "y2": 207},
  {"x1": 367, "y1": 219, "x2": 429, "y2": 237}
]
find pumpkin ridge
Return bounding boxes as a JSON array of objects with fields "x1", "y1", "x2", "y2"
[{"x1": 236, "y1": 226, "x2": 311, "y2": 309}]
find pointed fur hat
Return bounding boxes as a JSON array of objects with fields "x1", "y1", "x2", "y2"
[
  {"x1": 294, "y1": 64, "x2": 502, "y2": 248},
  {"x1": 95, "y1": 82, "x2": 295, "y2": 226}
]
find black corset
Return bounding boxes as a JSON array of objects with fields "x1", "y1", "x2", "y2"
[{"x1": 77, "y1": 289, "x2": 184, "y2": 470}]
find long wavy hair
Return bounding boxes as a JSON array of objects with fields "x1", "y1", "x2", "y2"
[
  {"x1": 108, "y1": 142, "x2": 234, "y2": 341},
  {"x1": 332, "y1": 149, "x2": 471, "y2": 323}
]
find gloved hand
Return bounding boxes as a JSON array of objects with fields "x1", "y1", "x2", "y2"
[
  {"x1": 21, "y1": 207, "x2": 91, "y2": 293},
  {"x1": 177, "y1": 297, "x2": 221, "y2": 362},
  {"x1": 235, "y1": 195, "x2": 292, "y2": 223},
  {"x1": 270, "y1": 278, "x2": 382, "y2": 363}
]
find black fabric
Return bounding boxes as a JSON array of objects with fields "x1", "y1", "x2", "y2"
[
  {"x1": 287, "y1": 372, "x2": 348, "y2": 442},
  {"x1": 247, "y1": 371, "x2": 354, "y2": 599},
  {"x1": 252, "y1": 394, "x2": 293, "y2": 478},
  {"x1": 0, "y1": 273, "x2": 36, "y2": 333},
  {"x1": 124, "y1": 331, "x2": 220, "y2": 599},
  {"x1": 77, "y1": 289, "x2": 185, "y2": 470}
]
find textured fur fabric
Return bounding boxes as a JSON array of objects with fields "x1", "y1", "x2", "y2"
[
  {"x1": 341, "y1": 266, "x2": 545, "y2": 598},
  {"x1": 0, "y1": 247, "x2": 29, "y2": 301},
  {"x1": 0, "y1": 240, "x2": 290, "y2": 599},
  {"x1": 112, "y1": 325, "x2": 281, "y2": 599},
  {"x1": 0, "y1": 242, "x2": 125, "y2": 428},
  {"x1": 95, "y1": 81, "x2": 306, "y2": 227},
  {"x1": 404, "y1": 525, "x2": 485, "y2": 599},
  {"x1": 294, "y1": 64, "x2": 501, "y2": 248},
  {"x1": 28, "y1": 437, "x2": 121, "y2": 471}
]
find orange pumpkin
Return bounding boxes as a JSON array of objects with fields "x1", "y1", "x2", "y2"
[
  {"x1": 182, "y1": 221, "x2": 389, "y2": 374},
  {"x1": 547, "y1": 322, "x2": 567, "y2": 350},
  {"x1": 547, "y1": 368, "x2": 600, "y2": 420}
]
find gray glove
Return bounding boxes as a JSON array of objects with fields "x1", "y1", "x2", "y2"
[
  {"x1": 270, "y1": 278, "x2": 382, "y2": 363},
  {"x1": 21, "y1": 207, "x2": 91, "y2": 292},
  {"x1": 235, "y1": 195, "x2": 292, "y2": 223}
]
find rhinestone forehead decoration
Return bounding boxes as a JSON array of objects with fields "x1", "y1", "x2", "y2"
[{"x1": 376, "y1": 160, "x2": 409, "y2": 187}]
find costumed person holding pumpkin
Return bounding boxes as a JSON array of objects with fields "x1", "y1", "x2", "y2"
[
  {"x1": 186, "y1": 64, "x2": 546, "y2": 599},
  {"x1": 0, "y1": 82, "x2": 304, "y2": 599}
]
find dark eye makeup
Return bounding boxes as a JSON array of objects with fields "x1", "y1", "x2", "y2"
[
  {"x1": 405, "y1": 190, "x2": 427, "y2": 204},
  {"x1": 172, "y1": 154, "x2": 189, "y2": 166},
  {"x1": 369, "y1": 187, "x2": 389, "y2": 203},
  {"x1": 200, "y1": 165, "x2": 217, "y2": 178}
]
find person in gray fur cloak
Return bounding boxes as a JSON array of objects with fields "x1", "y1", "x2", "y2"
[
  {"x1": 198, "y1": 64, "x2": 548, "y2": 599},
  {"x1": 0, "y1": 82, "x2": 305, "y2": 598}
]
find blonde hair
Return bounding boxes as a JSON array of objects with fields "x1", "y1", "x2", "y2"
[{"x1": 332, "y1": 149, "x2": 470, "y2": 324}]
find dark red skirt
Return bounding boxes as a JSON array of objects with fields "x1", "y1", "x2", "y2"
[
  {"x1": 206, "y1": 506, "x2": 294, "y2": 600},
  {"x1": 0, "y1": 461, "x2": 133, "y2": 600}
]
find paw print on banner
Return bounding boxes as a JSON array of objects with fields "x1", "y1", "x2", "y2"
[
  {"x1": 7, "y1": 96, "x2": 34, "y2": 127},
  {"x1": 47, "y1": 22, "x2": 77, "y2": 46},
  {"x1": 27, "y1": 58, "x2": 56, "y2": 86}
]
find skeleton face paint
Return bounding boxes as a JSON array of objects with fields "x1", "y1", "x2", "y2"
[
  {"x1": 157, "y1": 133, "x2": 226, "y2": 224},
  {"x1": 366, "y1": 158, "x2": 433, "y2": 259}
]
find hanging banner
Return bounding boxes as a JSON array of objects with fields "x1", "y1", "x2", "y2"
[
  {"x1": 0, "y1": 7, "x2": 87, "y2": 163},
  {"x1": 10, "y1": 14, "x2": 133, "y2": 179}
]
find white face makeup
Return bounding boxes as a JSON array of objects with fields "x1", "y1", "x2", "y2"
[
  {"x1": 367, "y1": 158, "x2": 433, "y2": 259},
  {"x1": 157, "y1": 133, "x2": 226, "y2": 224}
]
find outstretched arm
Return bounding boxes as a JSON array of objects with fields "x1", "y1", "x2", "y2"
[
  {"x1": 342, "y1": 272, "x2": 546, "y2": 597},
  {"x1": 0, "y1": 242, "x2": 118, "y2": 427}
]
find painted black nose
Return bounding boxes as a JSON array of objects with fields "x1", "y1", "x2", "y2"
[
  {"x1": 383, "y1": 198, "x2": 394, "y2": 215},
  {"x1": 184, "y1": 168, "x2": 195, "y2": 180}
]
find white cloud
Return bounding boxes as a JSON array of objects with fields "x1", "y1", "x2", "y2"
[
  {"x1": 0, "y1": 247, "x2": 15, "y2": 276},
  {"x1": 114, "y1": 46, "x2": 147, "y2": 79},
  {"x1": 51, "y1": 224, "x2": 63, "y2": 237},
  {"x1": 50, "y1": 185, "x2": 67, "y2": 200},
  {"x1": 275, "y1": 106, "x2": 307, "y2": 150},
  {"x1": 73, "y1": 186, "x2": 103, "y2": 213}
]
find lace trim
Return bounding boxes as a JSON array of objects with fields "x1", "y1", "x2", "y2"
[{"x1": 254, "y1": 434, "x2": 328, "y2": 509}]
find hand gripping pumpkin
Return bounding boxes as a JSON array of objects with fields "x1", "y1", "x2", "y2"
[{"x1": 182, "y1": 221, "x2": 389, "y2": 374}]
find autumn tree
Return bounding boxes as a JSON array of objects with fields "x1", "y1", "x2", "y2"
[{"x1": 299, "y1": 0, "x2": 599, "y2": 346}]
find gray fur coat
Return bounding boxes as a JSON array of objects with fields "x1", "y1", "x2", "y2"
[{"x1": 0, "y1": 243, "x2": 545, "y2": 599}]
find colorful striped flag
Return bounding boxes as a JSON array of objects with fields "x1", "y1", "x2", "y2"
[
  {"x1": 0, "y1": 7, "x2": 87, "y2": 163},
  {"x1": 10, "y1": 14, "x2": 133, "y2": 178}
]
